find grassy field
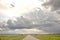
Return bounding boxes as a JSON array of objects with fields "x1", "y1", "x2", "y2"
[
  {"x1": 32, "y1": 34, "x2": 60, "y2": 40},
  {"x1": 0, "y1": 34, "x2": 27, "y2": 40},
  {"x1": 0, "y1": 34, "x2": 60, "y2": 40}
]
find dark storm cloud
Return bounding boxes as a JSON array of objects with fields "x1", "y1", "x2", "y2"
[
  {"x1": 5, "y1": 8, "x2": 60, "y2": 33},
  {"x1": 6, "y1": 8, "x2": 48, "y2": 29},
  {"x1": 41, "y1": 0, "x2": 60, "y2": 33},
  {"x1": 1, "y1": 0, "x2": 60, "y2": 34},
  {"x1": 6, "y1": 16, "x2": 32, "y2": 29},
  {"x1": 39, "y1": 22, "x2": 60, "y2": 33},
  {"x1": 0, "y1": 7, "x2": 60, "y2": 34},
  {"x1": 42, "y1": 0, "x2": 60, "y2": 11}
]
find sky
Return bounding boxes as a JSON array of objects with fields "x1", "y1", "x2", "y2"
[
  {"x1": 0, "y1": 0, "x2": 42, "y2": 17},
  {"x1": 0, "y1": 0, "x2": 60, "y2": 34}
]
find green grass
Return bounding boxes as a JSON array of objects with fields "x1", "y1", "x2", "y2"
[
  {"x1": 0, "y1": 34, "x2": 26, "y2": 40},
  {"x1": 32, "y1": 34, "x2": 60, "y2": 40},
  {"x1": 0, "y1": 34, "x2": 60, "y2": 40}
]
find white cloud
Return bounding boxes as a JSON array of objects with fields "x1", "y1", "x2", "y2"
[
  {"x1": 0, "y1": 0, "x2": 42, "y2": 18},
  {"x1": 0, "y1": 29, "x2": 48, "y2": 34},
  {"x1": 1, "y1": 0, "x2": 60, "y2": 34}
]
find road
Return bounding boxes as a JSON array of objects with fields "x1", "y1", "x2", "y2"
[{"x1": 23, "y1": 35, "x2": 39, "y2": 40}]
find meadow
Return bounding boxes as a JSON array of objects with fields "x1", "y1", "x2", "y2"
[
  {"x1": 32, "y1": 34, "x2": 60, "y2": 40},
  {"x1": 0, "y1": 34, "x2": 26, "y2": 40},
  {"x1": 0, "y1": 34, "x2": 60, "y2": 40}
]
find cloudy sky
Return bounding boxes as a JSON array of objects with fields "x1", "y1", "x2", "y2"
[{"x1": 0, "y1": 0, "x2": 60, "y2": 34}]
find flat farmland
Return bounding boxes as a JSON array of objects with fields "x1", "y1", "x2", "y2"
[
  {"x1": 32, "y1": 34, "x2": 60, "y2": 40},
  {"x1": 0, "y1": 34, "x2": 26, "y2": 40},
  {"x1": 0, "y1": 34, "x2": 60, "y2": 40}
]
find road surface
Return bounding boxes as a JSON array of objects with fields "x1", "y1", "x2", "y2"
[{"x1": 23, "y1": 35, "x2": 39, "y2": 40}]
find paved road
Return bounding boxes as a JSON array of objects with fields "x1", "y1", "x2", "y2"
[{"x1": 23, "y1": 35, "x2": 39, "y2": 40}]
